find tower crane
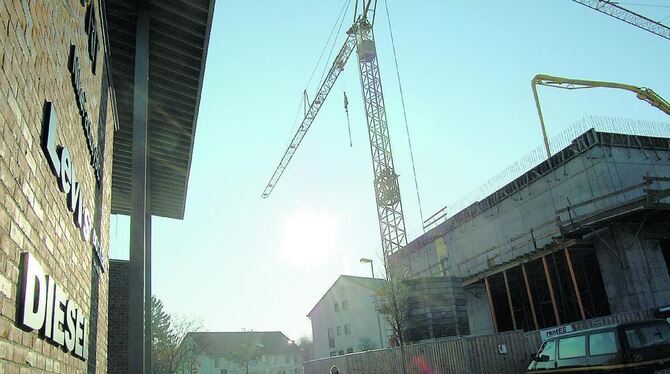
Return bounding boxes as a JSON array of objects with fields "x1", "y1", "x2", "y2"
[
  {"x1": 570, "y1": 0, "x2": 670, "y2": 41},
  {"x1": 532, "y1": 73, "x2": 670, "y2": 157},
  {"x1": 261, "y1": 0, "x2": 407, "y2": 274}
]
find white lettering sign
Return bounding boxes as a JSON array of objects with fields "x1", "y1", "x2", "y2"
[
  {"x1": 42, "y1": 101, "x2": 106, "y2": 273},
  {"x1": 540, "y1": 324, "x2": 574, "y2": 341},
  {"x1": 19, "y1": 253, "x2": 88, "y2": 360}
]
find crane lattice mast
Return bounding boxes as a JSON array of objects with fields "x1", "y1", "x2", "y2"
[
  {"x1": 570, "y1": 0, "x2": 670, "y2": 41},
  {"x1": 262, "y1": 0, "x2": 407, "y2": 273},
  {"x1": 352, "y1": 18, "x2": 407, "y2": 265}
]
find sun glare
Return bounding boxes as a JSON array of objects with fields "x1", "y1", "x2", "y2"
[{"x1": 279, "y1": 210, "x2": 338, "y2": 266}]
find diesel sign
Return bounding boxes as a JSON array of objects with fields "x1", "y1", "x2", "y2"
[{"x1": 18, "y1": 252, "x2": 89, "y2": 360}]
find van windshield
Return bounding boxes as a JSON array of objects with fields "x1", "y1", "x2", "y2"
[{"x1": 624, "y1": 322, "x2": 670, "y2": 350}]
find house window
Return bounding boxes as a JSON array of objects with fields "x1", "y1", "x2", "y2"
[
  {"x1": 339, "y1": 350, "x2": 344, "y2": 355},
  {"x1": 220, "y1": 370, "x2": 227, "y2": 374},
  {"x1": 342, "y1": 300, "x2": 349, "y2": 310},
  {"x1": 328, "y1": 328, "x2": 335, "y2": 347},
  {"x1": 330, "y1": 351, "x2": 336, "y2": 357},
  {"x1": 346, "y1": 347, "x2": 353, "y2": 354},
  {"x1": 334, "y1": 302, "x2": 340, "y2": 311},
  {"x1": 337, "y1": 325, "x2": 342, "y2": 336},
  {"x1": 344, "y1": 324, "x2": 351, "y2": 335},
  {"x1": 214, "y1": 357, "x2": 220, "y2": 368}
]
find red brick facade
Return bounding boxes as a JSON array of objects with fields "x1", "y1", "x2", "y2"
[{"x1": 0, "y1": 1, "x2": 114, "y2": 372}]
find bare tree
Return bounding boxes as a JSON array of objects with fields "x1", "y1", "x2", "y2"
[
  {"x1": 223, "y1": 332, "x2": 264, "y2": 374},
  {"x1": 376, "y1": 266, "x2": 410, "y2": 347},
  {"x1": 151, "y1": 296, "x2": 209, "y2": 374},
  {"x1": 297, "y1": 336, "x2": 313, "y2": 362},
  {"x1": 376, "y1": 265, "x2": 410, "y2": 374},
  {"x1": 357, "y1": 336, "x2": 377, "y2": 351}
]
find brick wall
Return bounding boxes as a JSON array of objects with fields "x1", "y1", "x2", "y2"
[
  {"x1": 108, "y1": 260, "x2": 128, "y2": 373},
  {"x1": 0, "y1": 1, "x2": 114, "y2": 372}
]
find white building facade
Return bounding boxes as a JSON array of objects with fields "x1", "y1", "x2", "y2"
[
  {"x1": 188, "y1": 331, "x2": 303, "y2": 374},
  {"x1": 308, "y1": 276, "x2": 393, "y2": 359}
]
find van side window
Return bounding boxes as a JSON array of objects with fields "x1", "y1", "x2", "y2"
[
  {"x1": 589, "y1": 331, "x2": 617, "y2": 355},
  {"x1": 559, "y1": 335, "x2": 586, "y2": 359},
  {"x1": 540, "y1": 340, "x2": 556, "y2": 360}
]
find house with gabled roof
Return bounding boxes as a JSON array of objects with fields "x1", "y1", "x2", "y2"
[
  {"x1": 187, "y1": 331, "x2": 302, "y2": 374},
  {"x1": 307, "y1": 275, "x2": 393, "y2": 359}
]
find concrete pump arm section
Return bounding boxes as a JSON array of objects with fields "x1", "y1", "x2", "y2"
[{"x1": 532, "y1": 73, "x2": 670, "y2": 158}]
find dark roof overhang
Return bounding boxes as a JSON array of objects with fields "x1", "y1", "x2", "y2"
[{"x1": 105, "y1": 0, "x2": 215, "y2": 219}]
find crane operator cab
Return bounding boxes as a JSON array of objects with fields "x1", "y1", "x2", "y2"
[
  {"x1": 357, "y1": 39, "x2": 377, "y2": 63},
  {"x1": 527, "y1": 320, "x2": 670, "y2": 373}
]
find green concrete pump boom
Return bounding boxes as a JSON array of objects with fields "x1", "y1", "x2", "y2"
[{"x1": 532, "y1": 73, "x2": 670, "y2": 158}]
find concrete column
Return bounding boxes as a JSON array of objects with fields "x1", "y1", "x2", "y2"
[
  {"x1": 595, "y1": 223, "x2": 670, "y2": 314},
  {"x1": 129, "y1": 0, "x2": 150, "y2": 372},
  {"x1": 465, "y1": 283, "x2": 494, "y2": 335},
  {"x1": 145, "y1": 175, "x2": 152, "y2": 373}
]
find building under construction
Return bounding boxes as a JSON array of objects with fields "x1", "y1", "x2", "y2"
[{"x1": 391, "y1": 122, "x2": 670, "y2": 335}]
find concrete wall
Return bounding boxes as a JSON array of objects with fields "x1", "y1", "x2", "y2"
[
  {"x1": 0, "y1": 1, "x2": 114, "y2": 372},
  {"x1": 389, "y1": 132, "x2": 670, "y2": 335},
  {"x1": 595, "y1": 223, "x2": 670, "y2": 313},
  {"x1": 396, "y1": 133, "x2": 670, "y2": 281},
  {"x1": 310, "y1": 277, "x2": 392, "y2": 359}
]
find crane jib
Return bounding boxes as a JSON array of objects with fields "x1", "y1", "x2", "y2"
[
  {"x1": 261, "y1": 16, "x2": 408, "y2": 276},
  {"x1": 261, "y1": 34, "x2": 357, "y2": 198}
]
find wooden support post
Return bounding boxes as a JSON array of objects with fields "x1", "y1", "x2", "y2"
[
  {"x1": 564, "y1": 247, "x2": 586, "y2": 320},
  {"x1": 484, "y1": 277, "x2": 499, "y2": 333},
  {"x1": 542, "y1": 256, "x2": 561, "y2": 326},
  {"x1": 503, "y1": 271, "x2": 517, "y2": 330},
  {"x1": 522, "y1": 264, "x2": 540, "y2": 330}
]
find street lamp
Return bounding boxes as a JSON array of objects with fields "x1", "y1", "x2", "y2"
[
  {"x1": 360, "y1": 258, "x2": 384, "y2": 349},
  {"x1": 360, "y1": 258, "x2": 374, "y2": 279}
]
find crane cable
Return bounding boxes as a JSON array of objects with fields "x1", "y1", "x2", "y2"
[
  {"x1": 344, "y1": 91, "x2": 353, "y2": 147},
  {"x1": 317, "y1": 0, "x2": 353, "y2": 89},
  {"x1": 284, "y1": 0, "x2": 352, "y2": 151},
  {"x1": 383, "y1": 0, "x2": 426, "y2": 231},
  {"x1": 307, "y1": 0, "x2": 352, "y2": 93},
  {"x1": 341, "y1": 58, "x2": 353, "y2": 147}
]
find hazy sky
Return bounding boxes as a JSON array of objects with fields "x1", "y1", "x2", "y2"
[{"x1": 110, "y1": 1, "x2": 670, "y2": 340}]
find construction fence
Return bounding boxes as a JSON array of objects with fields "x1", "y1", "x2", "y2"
[{"x1": 303, "y1": 308, "x2": 656, "y2": 374}]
